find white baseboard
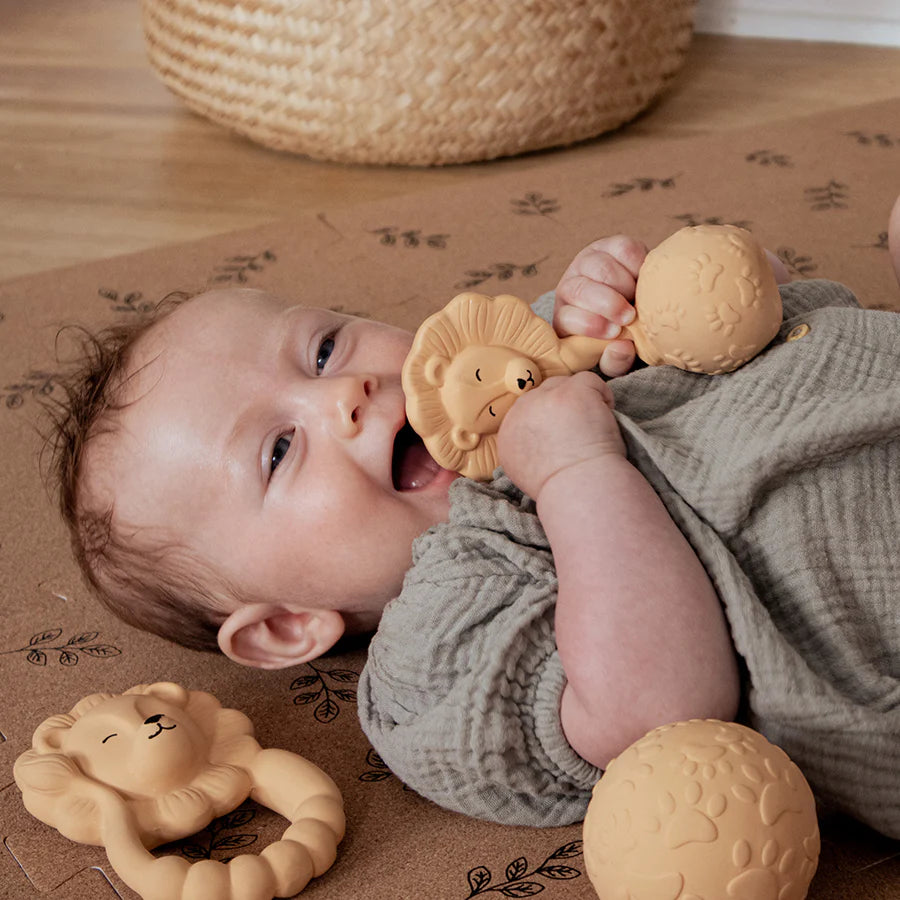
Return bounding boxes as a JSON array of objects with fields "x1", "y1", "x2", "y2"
[{"x1": 694, "y1": 0, "x2": 900, "y2": 47}]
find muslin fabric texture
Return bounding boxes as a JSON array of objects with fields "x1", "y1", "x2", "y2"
[{"x1": 359, "y1": 280, "x2": 900, "y2": 836}]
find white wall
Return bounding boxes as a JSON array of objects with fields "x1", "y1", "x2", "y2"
[{"x1": 694, "y1": 0, "x2": 900, "y2": 47}]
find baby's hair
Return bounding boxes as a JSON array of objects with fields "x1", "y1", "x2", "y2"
[{"x1": 46, "y1": 293, "x2": 235, "y2": 653}]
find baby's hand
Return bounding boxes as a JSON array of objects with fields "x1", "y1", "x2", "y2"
[
  {"x1": 497, "y1": 371, "x2": 625, "y2": 500},
  {"x1": 554, "y1": 235, "x2": 647, "y2": 377}
]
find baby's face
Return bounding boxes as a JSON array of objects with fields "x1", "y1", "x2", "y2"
[
  {"x1": 88, "y1": 289, "x2": 456, "y2": 630},
  {"x1": 890, "y1": 192, "x2": 900, "y2": 287}
]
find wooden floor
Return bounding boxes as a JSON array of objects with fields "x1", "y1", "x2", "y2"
[{"x1": 2, "y1": 0, "x2": 900, "y2": 281}]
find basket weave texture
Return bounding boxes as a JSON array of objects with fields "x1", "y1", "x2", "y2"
[{"x1": 142, "y1": 0, "x2": 697, "y2": 166}]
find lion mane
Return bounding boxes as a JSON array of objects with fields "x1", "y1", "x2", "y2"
[
  {"x1": 402, "y1": 292, "x2": 574, "y2": 479},
  {"x1": 13, "y1": 682, "x2": 261, "y2": 848}
]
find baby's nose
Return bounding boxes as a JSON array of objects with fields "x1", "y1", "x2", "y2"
[{"x1": 333, "y1": 374, "x2": 378, "y2": 437}]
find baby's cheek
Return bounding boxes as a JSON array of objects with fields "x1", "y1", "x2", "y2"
[{"x1": 889, "y1": 194, "x2": 900, "y2": 287}]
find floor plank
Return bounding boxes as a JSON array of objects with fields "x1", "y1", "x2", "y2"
[{"x1": 2, "y1": 0, "x2": 899, "y2": 279}]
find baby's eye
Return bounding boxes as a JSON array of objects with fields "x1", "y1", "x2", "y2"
[
  {"x1": 316, "y1": 336, "x2": 336, "y2": 374},
  {"x1": 270, "y1": 433, "x2": 292, "y2": 475}
]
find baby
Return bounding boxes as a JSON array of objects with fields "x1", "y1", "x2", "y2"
[{"x1": 52, "y1": 197, "x2": 900, "y2": 837}]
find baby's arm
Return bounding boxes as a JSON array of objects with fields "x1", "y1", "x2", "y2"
[{"x1": 498, "y1": 375, "x2": 740, "y2": 769}]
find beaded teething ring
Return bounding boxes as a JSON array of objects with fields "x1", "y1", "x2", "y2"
[{"x1": 14, "y1": 682, "x2": 344, "y2": 900}]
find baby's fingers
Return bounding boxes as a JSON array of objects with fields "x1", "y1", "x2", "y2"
[
  {"x1": 537, "y1": 371, "x2": 616, "y2": 408},
  {"x1": 598, "y1": 340, "x2": 636, "y2": 378},
  {"x1": 554, "y1": 237, "x2": 647, "y2": 338},
  {"x1": 554, "y1": 282, "x2": 634, "y2": 339},
  {"x1": 558, "y1": 235, "x2": 648, "y2": 290},
  {"x1": 571, "y1": 370, "x2": 617, "y2": 410}
]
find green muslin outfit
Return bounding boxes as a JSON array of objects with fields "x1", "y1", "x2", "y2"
[{"x1": 358, "y1": 280, "x2": 900, "y2": 837}]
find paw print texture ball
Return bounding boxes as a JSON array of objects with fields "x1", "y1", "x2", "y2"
[
  {"x1": 583, "y1": 720, "x2": 819, "y2": 900},
  {"x1": 631, "y1": 224, "x2": 783, "y2": 374}
]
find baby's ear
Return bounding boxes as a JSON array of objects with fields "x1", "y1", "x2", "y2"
[{"x1": 217, "y1": 604, "x2": 345, "y2": 670}]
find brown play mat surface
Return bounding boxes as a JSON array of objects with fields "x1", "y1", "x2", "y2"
[{"x1": 1, "y1": 99, "x2": 899, "y2": 898}]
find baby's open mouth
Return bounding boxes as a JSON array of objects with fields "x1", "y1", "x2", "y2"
[{"x1": 392, "y1": 421, "x2": 442, "y2": 491}]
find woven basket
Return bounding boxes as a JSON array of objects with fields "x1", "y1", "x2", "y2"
[{"x1": 142, "y1": 0, "x2": 697, "y2": 166}]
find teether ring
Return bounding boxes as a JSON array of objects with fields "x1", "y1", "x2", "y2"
[
  {"x1": 14, "y1": 682, "x2": 344, "y2": 900},
  {"x1": 583, "y1": 719, "x2": 819, "y2": 900},
  {"x1": 402, "y1": 224, "x2": 783, "y2": 480}
]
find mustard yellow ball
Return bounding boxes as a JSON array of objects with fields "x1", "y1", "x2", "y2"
[{"x1": 583, "y1": 720, "x2": 819, "y2": 900}]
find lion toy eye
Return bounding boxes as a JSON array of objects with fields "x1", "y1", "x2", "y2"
[{"x1": 14, "y1": 682, "x2": 345, "y2": 900}]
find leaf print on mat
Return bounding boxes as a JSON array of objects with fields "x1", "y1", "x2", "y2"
[
  {"x1": 290, "y1": 661, "x2": 359, "y2": 724},
  {"x1": 463, "y1": 841, "x2": 583, "y2": 897}
]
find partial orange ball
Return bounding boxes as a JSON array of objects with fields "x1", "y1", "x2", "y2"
[
  {"x1": 583, "y1": 719, "x2": 819, "y2": 900},
  {"x1": 631, "y1": 224, "x2": 784, "y2": 374}
]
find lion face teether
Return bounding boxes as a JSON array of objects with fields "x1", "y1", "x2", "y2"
[
  {"x1": 402, "y1": 291, "x2": 576, "y2": 479},
  {"x1": 49, "y1": 690, "x2": 214, "y2": 801},
  {"x1": 14, "y1": 682, "x2": 345, "y2": 900},
  {"x1": 403, "y1": 225, "x2": 783, "y2": 480}
]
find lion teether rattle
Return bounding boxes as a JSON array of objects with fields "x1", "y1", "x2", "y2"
[
  {"x1": 403, "y1": 224, "x2": 783, "y2": 479},
  {"x1": 14, "y1": 682, "x2": 345, "y2": 900}
]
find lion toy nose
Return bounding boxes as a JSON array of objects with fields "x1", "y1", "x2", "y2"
[{"x1": 505, "y1": 360, "x2": 540, "y2": 394}]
